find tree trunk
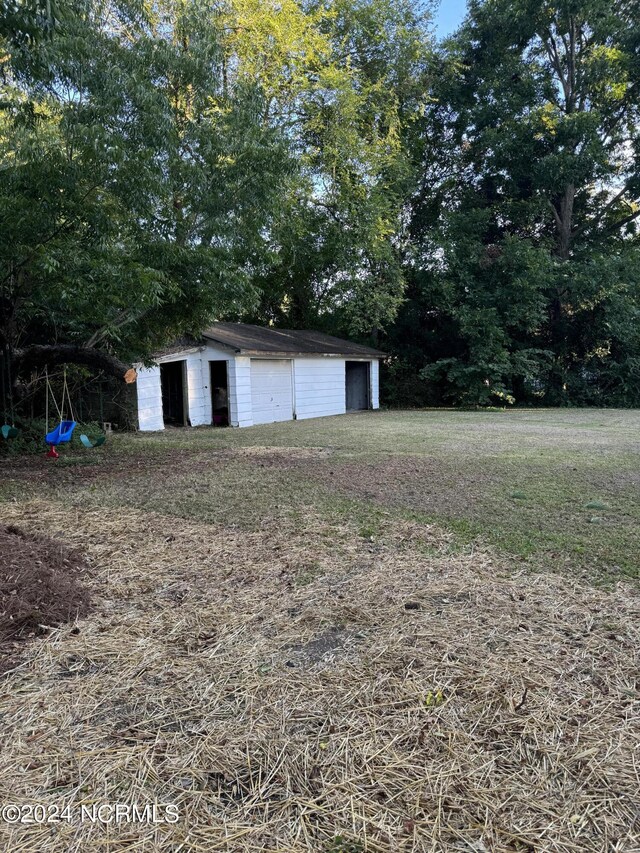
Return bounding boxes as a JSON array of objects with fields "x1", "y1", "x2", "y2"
[
  {"x1": 546, "y1": 182, "x2": 576, "y2": 400},
  {"x1": 13, "y1": 345, "x2": 137, "y2": 385},
  {"x1": 557, "y1": 184, "x2": 575, "y2": 260}
]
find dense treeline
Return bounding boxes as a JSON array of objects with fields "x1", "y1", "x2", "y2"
[
  {"x1": 1, "y1": 0, "x2": 639, "y2": 412},
  {"x1": 390, "y1": 0, "x2": 640, "y2": 407}
]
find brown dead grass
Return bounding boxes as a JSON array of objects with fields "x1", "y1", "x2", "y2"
[
  {"x1": 0, "y1": 498, "x2": 638, "y2": 852},
  {"x1": 230, "y1": 445, "x2": 333, "y2": 460}
]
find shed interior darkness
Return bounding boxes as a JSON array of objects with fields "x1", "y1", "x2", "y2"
[
  {"x1": 210, "y1": 360, "x2": 229, "y2": 426},
  {"x1": 345, "y1": 361, "x2": 370, "y2": 411},
  {"x1": 160, "y1": 360, "x2": 186, "y2": 425}
]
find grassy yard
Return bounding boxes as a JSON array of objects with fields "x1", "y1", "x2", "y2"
[
  {"x1": 11, "y1": 407, "x2": 636, "y2": 579},
  {"x1": 108, "y1": 408, "x2": 640, "y2": 579},
  {"x1": 0, "y1": 409, "x2": 638, "y2": 851}
]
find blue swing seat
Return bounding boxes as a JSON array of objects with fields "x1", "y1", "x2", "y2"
[{"x1": 45, "y1": 420, "x2": 77, "y2": 446}]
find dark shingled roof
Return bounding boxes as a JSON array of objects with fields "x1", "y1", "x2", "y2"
[{"x1": 201, "y1": 322, "x2": 386, "y2": 358}]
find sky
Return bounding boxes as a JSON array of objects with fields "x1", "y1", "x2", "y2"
[{"x1": 434, "y1": 0, "x2": 468, "y2": 38}]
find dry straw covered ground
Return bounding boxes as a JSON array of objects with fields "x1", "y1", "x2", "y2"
[{"x1": 0, "y1": 409, "x2": 639, "y2": 852}]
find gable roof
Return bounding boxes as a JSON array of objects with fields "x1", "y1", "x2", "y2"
[{"x1": 201, "y1": 322, "x2": 386, "y2": 358}]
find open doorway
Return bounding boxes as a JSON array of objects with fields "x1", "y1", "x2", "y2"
[
  {"x1": 160, "y1": 360, "x2": 187, "y2": 426},
  {"x1": 210, "y1": 360, "x2": 229, "y2": 426},
  {"x1": 345, "y1": 361, "x2": 370, "y2": 411}
]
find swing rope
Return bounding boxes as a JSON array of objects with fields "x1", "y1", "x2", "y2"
[
  {"x1": 45, "y1": 367, "x2": 78, "y2": 424},
  {"x1": 62, "y1": 369, "x2": 76, "y2": 422},
  {"x1": 44, "y1": 367, "x2": 78, "y2": 456},
  {"x1": 45, "y1": 367, "x2": 63, "y2": 433}
]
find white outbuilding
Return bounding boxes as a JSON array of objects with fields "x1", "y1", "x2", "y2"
[{"x1": 135, "y1": 322, "x2": 385, "y2": 431}]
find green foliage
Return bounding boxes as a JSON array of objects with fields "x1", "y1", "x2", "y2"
[
  {"x1": 0, "y1": 415, "x2": 105, "y2": 456},
  {"x1": 0, "y1": 0, "x2": 291, "y2": 371},
  {"x1": 1, "y1": 0, "x2": 433, "y2": 404},
  {"x1": 0, "y1": 416, "x2": 47, "y2": 455},
  {"x1": 380, "y1": 357, "x2": 437, "y2": 408},
  {"x1": 388, "y1": 0, "x2": 640, "y2": 407},
  {"x1": 4, "y1": 0, "x2": 640, "y2": 414},
  {"x1": 238, "y1": 0, "x2": 433, "y2": 336}
]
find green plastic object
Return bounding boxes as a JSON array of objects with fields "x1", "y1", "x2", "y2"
[
  {"x1": 80, "y1": 433, "x2": 106, "y2": 448},
  {"x1": 1, "y1": 424, "x2": 18, "y2": 439}
]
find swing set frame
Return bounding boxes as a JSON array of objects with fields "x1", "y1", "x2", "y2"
[{"x1": 2, "y1": 355, "x2": 108, "y2": 456}]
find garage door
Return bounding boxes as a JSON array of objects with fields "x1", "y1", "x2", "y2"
[{"x1": 250, "y1": 359, "x2": 294, "y2": 425}]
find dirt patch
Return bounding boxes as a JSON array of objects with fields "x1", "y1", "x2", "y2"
[
  {"x1": 0, "y1": 445, "x2": 330, "y2": 494},
  {"x1": 0, "y1": 524, "x2": 90, "y2": 663},
  {"x1": 229, "y1": 445, "x2": 333, "y2": 464},
  {"x1": 0, "y1": 446, "x2": 212, "y2": 487},
  {"x1": 285, "y1": 626, "x2": 357, "y2": 663},
  {"x1": 308, "y1": 455, "x2": 499, "y2": 515}
]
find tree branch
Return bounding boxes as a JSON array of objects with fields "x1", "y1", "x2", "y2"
[
  {"x1": 601, "y1": 206, "x2": 640, "y2": 237},
  {"x1": 544, "y1": 29, "x2": 570, "y2": 109},
  {"x1": 547, "y1": 199, "x2": 563, "y2": 232},
  {"x1": 572, "y1": 184, "x2": 636, "y2": 241},
  {"x1": 84, "y1": 308, "x2": 141, "y2": 348},
  {"x1": 13, "y1": 345, "x2": 137, "y2": 384}
]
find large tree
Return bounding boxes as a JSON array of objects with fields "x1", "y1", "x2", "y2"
[
  {"x1": 394, "y1": 0, "x2": 640, "y2": 406},
  {"x1": 1, "y1": 0, "x2": 433, "y2": 415},
  {"x1": 225, "y1": 0, "x2": 434, "y2": 338},
  {"x1": 0, "y1": 0, "x2": 290, "y2": 400}
]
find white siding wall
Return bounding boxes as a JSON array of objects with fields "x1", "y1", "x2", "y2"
[
  {"x1": 137, "y1": 345, "x2": 236, "y2": 431},
  {"x1": 293, "y1": 357, "x2": 347, "y2": 420},
  {"x1": 200, "y1": 356, "x2": 212, "y2": 426},
  {"x1": 136, "y1": 365, "x2": 164, "y2": 431},
  {"x1": 185, "y1": 353, "x2": 208, "y2": 426},
  {"x1": 137, "y1": 348, "x2": 382, "y2": 430},
  {"x1": 371, "y1": 359, "x2": 380, "y2": 409},
  {"x1": 229, "y1": 356, "x2": 253, "y2": 427}
]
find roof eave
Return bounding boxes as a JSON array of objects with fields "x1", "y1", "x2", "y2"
[
  {"x1": 236, "y1": 350, "x2": 386, "y2": 358},
  {"x1": 201, "y1": 330, "x2": 386, "y2": 359},
  {"x1": 201, "y1": 334, "x2": 242, "y2": 353}
]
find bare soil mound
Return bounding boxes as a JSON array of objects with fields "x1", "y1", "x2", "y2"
[{"x1": 0, "y1": 524, "x2": 90, "y2": 644}]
